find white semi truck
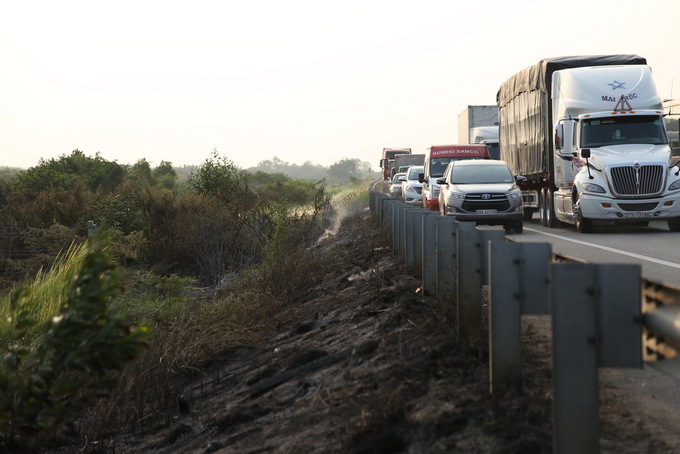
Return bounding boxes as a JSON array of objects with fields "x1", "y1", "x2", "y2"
[
  {"x1": 497, "y1": 55, "x2": 680, "y2": 232},
  {"x1": 458, "y1": 105, "x2": 500, "y2": 159}
]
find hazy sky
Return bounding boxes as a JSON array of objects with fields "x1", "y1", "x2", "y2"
[{"x1": 2, "y1": 0, "x2": 679, "y2": 171}]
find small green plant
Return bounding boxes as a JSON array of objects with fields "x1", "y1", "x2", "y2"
[
  {"x1": 115, "y1": 271, "x2": 198, "y2": 324},
  {"x1": 0, "y1": 242, "x2": 147, "y2": 451}
]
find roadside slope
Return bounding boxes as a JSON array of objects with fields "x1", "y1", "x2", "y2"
[{"x1": 73, "y1": 210, "x2": 678, "y2": 453}]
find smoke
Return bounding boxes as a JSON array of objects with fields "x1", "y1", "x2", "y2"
[{"x1": 315, "y1": 192, "x2": 361, "y2": 245}]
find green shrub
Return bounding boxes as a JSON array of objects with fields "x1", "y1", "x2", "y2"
[{"x1": 0, "y1": 241, "x2": 147, "y2": 451}]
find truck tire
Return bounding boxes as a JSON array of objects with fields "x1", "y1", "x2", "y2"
[
  {"x1": 545, "y1": 189, "x2": 559, "y2": 228},
  {"x1": 523, "y1": 208, "x2": 533, "y2": 222},
  {"x1": 539, "y1": 188, "x2": 548, "y2": 226},
  {"x1": 668, "y1": 218, "x2": 680, "y2": 232},
  {"x1": 573, "y1": 196, "x2": 592, "y2": 233}
]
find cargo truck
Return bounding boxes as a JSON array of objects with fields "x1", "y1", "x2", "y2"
[
  {"x1": 393, "y1": 153, "x2": 425, "y2": 178},
  {"x1": 379, "y1": 148, "x2": 411, "y2": 181},
  {"x1": 458, "y1": 105, "x2": 500, "y2": 159},
  {"x1": 497, "y1": 55, "x2": 680, "y2": 232}
]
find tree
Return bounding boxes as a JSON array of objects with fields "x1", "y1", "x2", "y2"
[
  {"x1": 327, "y1": 158, "x2": 371, "y2": 184},
  {"x1": 189, "y1": 150, "x2": 246, "y2": 203},
  {"x1": 152, "y1": 161, "x2": 177, "y2": 189},
  {"x1": 11, "y1": 150, "x2": 127, "y2": 193},
  {"x1": 129, "y1": 159, "x2": 155, "y2": 186}
]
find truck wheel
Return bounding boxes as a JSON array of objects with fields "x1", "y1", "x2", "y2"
[
  {"x1": 545, "y1": 189, "x2": 559, "y2": 228},
  {"x1": 668, "y1": 218, "x2": 680, "y2": 232},
  {"x1": 523, "y1": 208, "x2": 533, "y2": 222},
  {"x1": 539, "y1": 188, "x2": 548, "y2": 226},
  {"x1": 573, "y1": 198, "x2": 592, "y2": 233}
]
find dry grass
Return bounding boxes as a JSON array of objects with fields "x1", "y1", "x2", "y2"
[
  {"x1": 81, "y1": 191, "x2": 360, "y2": 440},
  {"x1": 87, "y1": 289, "x2": 279, "y2": 437}
]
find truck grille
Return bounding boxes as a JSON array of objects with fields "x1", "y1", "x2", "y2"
[
  {"x1": 461, "y1": 193, "x2": 510, "y2": 212},
  {"x1": 616, "y1": 202, "x2": 658, "y2": 211},
  {"x1": 610, "y1": 164, "x2": 664, "y2": 197}
]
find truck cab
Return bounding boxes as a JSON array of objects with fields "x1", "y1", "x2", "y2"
[
  {"x1": 419, "y1": 144, "x2": 490, "y2": 211},
  {"x1": 549, "y1": 65, "x2": 680, "y2": 231}
]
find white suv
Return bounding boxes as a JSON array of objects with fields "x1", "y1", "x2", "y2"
[{"x1": 437, "y1": 160, "x2": 525, "y2": 234}]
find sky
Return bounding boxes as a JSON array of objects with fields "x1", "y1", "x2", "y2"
[{"x1": 2, "y1": 0, "x2": 680, "y2": 171}]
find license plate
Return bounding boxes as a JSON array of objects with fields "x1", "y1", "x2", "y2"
[
  {"x1": 476, "y1": 209, "x2": 497, "y2": 215},
  {"x1": 625, "y1": 212, "x2": 652, "y2": 218}
]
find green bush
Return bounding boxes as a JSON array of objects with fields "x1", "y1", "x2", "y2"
[
  {"x1": 11, "y1": 149, "x2": 127, "y2": 194},
  {"x1": 0, "y1": 241, "x2": 147, "y2": 451}
]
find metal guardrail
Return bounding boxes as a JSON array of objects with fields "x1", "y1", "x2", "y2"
[{"x1": 368, "y1": 186, "x2": 680, "y2": 454}]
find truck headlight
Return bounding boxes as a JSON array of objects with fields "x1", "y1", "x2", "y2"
[
  {"x1": 507, "y1": 191, "x2": 521, "y2": 200},
  {"x1": 448, "y1": 192, "x2": 466, "y2": 200},
  {"x1": 580, "y1": 182, "x2": 606, "y2": 193},
  {"x1": 669, "y1": 179, "x2": 680, "y2": 191}
]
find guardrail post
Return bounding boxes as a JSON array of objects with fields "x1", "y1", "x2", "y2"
[
  {"x1": 551, "y1": 263, "x2": 639, "y2": 454},
  {"x1": 456, "y1": 224, "x2": 481, "y2": 339},
  {"x1": 421, "y1": 214, "x2": 439, "y2": 296},
  {"x1": 373, "y1": 192, "x2": 389, "y2": 227},
  {"x1": 479, "y1": 230, "x2": 505, "y2": 285},
  {"x1": 382, "y1": 199, "x2": 395, "y2": 240},
  {"x1": 552, "y1": 263, "x2": 599, "y2": 454},
  {"x1": 436, "y1": 217, "x2": 458, "y2": 319},
  {"x1": 489, "y1": 242, "x2": 551, "y2": 393},
  {"x1": 393, "y1": 204, "x2": 404, "y2": 256},
  {"x1": 399, "y1": 206, "x2": 416, "y2": 265},
  {"x1": 413, "y1": 211, "x2": 438, "y2": 279},
  {"x1": 597, "y1": 265, "x2": 642, "y2": 368}
]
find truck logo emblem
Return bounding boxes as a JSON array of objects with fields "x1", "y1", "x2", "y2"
[
  {"x1": 482, "y1": 193, "x2": 491, "y2": 199},
  {"x1": 633, "y1": 162, "x2": 641, "y2": 193},
  {"x1": 608, "y1": 80, "x2": 626, "y2": 90}
]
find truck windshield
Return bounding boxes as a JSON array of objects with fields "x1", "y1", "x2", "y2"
[
  {"x1": 580, "y1": 115, "x2": 667, "y2": 148},
  {"x1": 430, "y1": 158, "x2": 455, "y2": 177}
]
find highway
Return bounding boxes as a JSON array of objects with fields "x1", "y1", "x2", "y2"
[{"x1": 505, "y1": 215, "x2": 680, "y2": 286}]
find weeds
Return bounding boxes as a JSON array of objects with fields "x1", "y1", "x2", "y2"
[
  {"x1": 0, "y1": 241, "x2": 147, "y2": 452},
  {"x1": 0, "y1": 149, "x2": 376, "y2": 448}
]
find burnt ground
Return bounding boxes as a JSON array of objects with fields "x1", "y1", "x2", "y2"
[{"x1": 72, "y1": 210, "x2": 680, "y2": 453}]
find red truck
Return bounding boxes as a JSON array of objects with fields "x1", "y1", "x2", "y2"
[
  {"x1": 379, "y1": 148, "x2": 411, "y2": 181},
  {"x1": 419, "y1": 144, "x2": 490, "y2": 211}
]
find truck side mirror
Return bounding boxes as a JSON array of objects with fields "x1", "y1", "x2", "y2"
[
  {"x1": 554, "y1": 123, "x2": 564, "y2": 150},
  {"x1": 418, "y1": 172, "x2": 425, "y2": 183},
  {"x1": 581, "y1": 148, "x2": 591, "y2": 159}
]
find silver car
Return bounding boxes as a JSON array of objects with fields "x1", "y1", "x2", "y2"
[
  {"x1": 437, "y1": 159, "x2": 525, "y2": 233},
  {"x1": 401, "y1": 165, "x2": 423, "y2": 205},
  {"x1": 389, "y1": 172, "x2": 407, "y2": 199}
]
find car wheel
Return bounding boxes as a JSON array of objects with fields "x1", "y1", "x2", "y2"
[
  {"x1": 523, "y1": 208, "x2": 533, "y2": 222},
  {"x1": 504, "y1": 223, "x2": 523, "y2": 234}
]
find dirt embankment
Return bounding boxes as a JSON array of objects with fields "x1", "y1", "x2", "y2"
[{"x1": 65, "y1": 210, "x2": 680, "y2": 453}]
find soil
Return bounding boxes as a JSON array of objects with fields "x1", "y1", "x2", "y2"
[{"x1": 62, "y1": 209, "x2": 680, "y2": 453}]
